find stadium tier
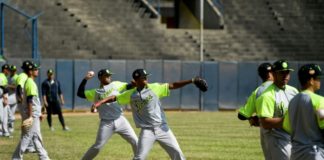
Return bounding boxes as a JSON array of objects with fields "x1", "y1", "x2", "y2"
[{"x1": 2, "y1": 0, "x2": 324, "y2": 61}]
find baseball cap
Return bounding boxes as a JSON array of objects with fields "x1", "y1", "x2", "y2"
[
  {"x1": 298, "y1": 64, "x2": 323, "y2": 80},
  {"x1": 258, "y1": 63, "x2": 272, "y2": 75},
  {"x1": 26, "y1": 63, "x2": 39, "y2": 71},
  {"x1": 2, "y1": 64, "x2": 10, "y2": 70},
  {"x1": 272, "y1": 59, "x2": 294, "y2": 72},
  {"x1": 21, "y1": 60, "x2": 32, "y2": 70},
  {"x1": 97, "y1": 69, "x2": 114, "y2": 77},
  {"x1": 10, "y1": 65, "x2": 17, "y2": 71},
  {"x1": 47, "y1": 69, "x2": 54, "y2": 75},
  {"x1": 132, "y1": 69, "x2": 151, "y2": 80}
]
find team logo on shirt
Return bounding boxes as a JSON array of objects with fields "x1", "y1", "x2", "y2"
[
  {"x1": 275, "y1": 102, "x2": 285, "y2": 117},
  {"x1": 133, "y1": 95, "x2": 153, "y2": 113},
  {"x1": 98, "y1": 88, "x2": 113, "y2": 100}
]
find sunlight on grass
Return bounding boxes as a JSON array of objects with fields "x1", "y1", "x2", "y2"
[{"x1": 0, "y1": 112, "x2": 263, "y2": 160}]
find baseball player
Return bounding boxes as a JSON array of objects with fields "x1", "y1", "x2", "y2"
[
  {"x1": 15, "y1": 60, "x2": 36, "y2": 153},
  {"x1": 12, "y1": 62, "x2": 50, "y2": 160},
  {"x1": 7, "y1": 65, "x2": 19, "y2": 133},
  {"x1": 237, "y1": 63, "x2": 273, "y2": 158},
  {"x1": 0, "y1": 63, "x2": 10, "y2": 86},
  {"x1": 0, "y1": 64, "x2": 10, "y2": 137},
  {"x1": 77, "y1": 69, "x2": 138, "y2": 160},
  {"x1": 0, "y1": 85, "x2": 10, "y2": 137},
  {"x1": 92, "y1": 68, "x2": 207, "y2": 160},
  {"x1": 283, "y1": 64, "x2": 324, "y2": 160},
  {"x1": 256, "y1": 59, "x2": 299, "y2": 160},
  {"x1": 238, "y1": 62, "x2": 274, "y2": 125}
]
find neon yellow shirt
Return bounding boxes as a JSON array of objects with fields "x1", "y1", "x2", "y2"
[
  {"x1": 283, "y1": 90, "x2": 324, "y2": 133},
  {"x1": 0, "y1": 72, "x2": 8, "y2": 86},
  {"x1": 16, "y1": 72, "x2": 28, "y2": 88}
]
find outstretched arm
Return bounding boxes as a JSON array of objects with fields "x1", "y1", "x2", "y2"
[
  {"x1": 168, "y1": 79, "x2": 193, "y2": 90},
  {"x1": 92, "y1": 95, "x2": 117, "y2": 108},
  {"x1": 169, "y1": 77, "x2": 208, "y2": 92}
]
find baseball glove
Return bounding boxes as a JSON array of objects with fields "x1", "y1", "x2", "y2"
[
  {"x1": 22, "y1": 117, "x2": 33, "y2": 132},
  {"x1": 193, "y1": 77, "x2": 208, "y2": 92},
  {"x1": 91, "y1": 105, "x2": 98, "y2": 113},
  {"x1": 248, "y1": 116, "x2": 260, "y2": 127}
]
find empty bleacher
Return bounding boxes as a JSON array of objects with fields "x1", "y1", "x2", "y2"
[
  {"x1": 185, "y1": 0, "x2": 324, "y2": 61},
  {"x1": 3, "y1": 0, "x2": 324, "y2": 61},
  {"x1": 4, "y1": 0, "x2": 199, "y2": 60}
]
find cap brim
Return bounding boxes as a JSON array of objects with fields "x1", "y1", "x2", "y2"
[
  {"x1": 101, "y1": 72, "x2": 114, "y2": 76},
  {"x1": 275, "y1": 69, "x2": 294, "y2": 72}
]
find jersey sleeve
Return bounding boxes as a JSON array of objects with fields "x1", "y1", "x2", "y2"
[
  {"x1": 17, "y1": 73, "x2": 28, "y2": 87},
  {"x1": 312, "y1": 94, "x2": 324, "y2": 129},
  {"x1": 25, "y1": 79, "x2": 38, "y2": 96},
  {"x1": 84, "y1": 89, "x2": 96, "y2": 102},
  {"x1": 112, "y1": 81, "x2": 128, "y2": 92},
  {"x1": 116, "y1": 89, "x2": 135, "y2": 105},
  {"x1": 41, "y1": 81, "x2": 47, "y2": 96},
  {"x1": 238, "y1": 91, "x2": 257, "y2": 118},
  {"x1": 0, "y1": 78, "x2": 3, "y2": 86},
  {"x1": 0, "y1": 74, "x2": 7, "y2": 86},
  {"x1": 149, "y1": 83, "x2": 170, "y2": 98},
  {"x1": 256, "y1": 93, "x2": 275, "y2": 118}
]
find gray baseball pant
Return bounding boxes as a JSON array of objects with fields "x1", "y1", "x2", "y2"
[
  {"x1": 264, "y1": 132, "x2": 291, "y2": 160},
  {"x1": 12, "y1": 117, "x2": 49, "y2": 160},
  {"x1": 291, "y1": 145, "x2": 324, "y2": 160},
  {"x1": 0, "y1": 102, "x2": 10, "y2": 136},
  {"x1": 8, "y1": 93, "x2": 17, "y2": 130},
  {"x1": 8, "y1": 103, "x2": 17, "y2": 131},
  {"x1": 17, "y1": 102, "x2": 36, "y2": 152},
  {"x1": 82, "y1": 116, "x2": 138, "y2": 160},
  {"x1": 133, "y1": 125, "x2": 185, "y2": 160}
]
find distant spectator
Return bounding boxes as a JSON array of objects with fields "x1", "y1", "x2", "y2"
[{"x1": 41, "y1": 69, "x2": 69, "y2": 131}]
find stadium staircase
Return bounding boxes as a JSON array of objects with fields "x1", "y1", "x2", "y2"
[
  {"x1": 4, "y1": 0, "x2": 199, "y2": 60},
  {"x1": 186, "y1": 0, "x2": 324, "y2": 61},
  {"x1": 4, "y1": 0, "x2": 324, "y2": 61}
]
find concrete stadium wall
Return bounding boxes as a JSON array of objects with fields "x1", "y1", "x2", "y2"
[{"x1": 5, "y1": 58, "x2": 324, "y2": 111}]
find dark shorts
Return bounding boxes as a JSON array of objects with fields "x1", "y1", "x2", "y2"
[{"x1": 47, "y1": 101, "x2": 62, "y2": 115}]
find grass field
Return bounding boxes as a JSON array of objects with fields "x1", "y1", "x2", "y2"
[{"x1": 0, "y1": 111, "x2": 263, "y2": 160}]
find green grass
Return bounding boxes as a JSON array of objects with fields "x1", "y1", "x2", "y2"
[{"x1": 0, "y1": 111, "x2": 263, "y2": 160}]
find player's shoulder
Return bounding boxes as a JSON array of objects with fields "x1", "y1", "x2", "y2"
[
  {"x1": 261, "y1": 84, "x2": 276, "y2": 94},
  {"x1": 257, "y1": 85, "x2": 275, "y2": 99},
  {"x1": 18, "y1": 72, "x2": 27, "y2": 77},
  {"x1": 285, "y1": 85, "x2": 299, "y2": 93},
  {"x1": 26, "y1": 77, "x2": 33, "y2": 82},
  {"x1": 25, "y1": 78, "x2": 35, "y2": 86},
  {"x1": 306, "y1": 91, "x2": 324, "y2": 101},
  {"x1": 255, "y1": 81, "x2": 272, "y2": 92},
  {"x1": 111, "y1": 81, "x2": 126, "y2": 85},
  {"x1": 147, "y1": 83, "x2": 168, "y2": 89},
  {"x1": 17, "y1": 72, "x2": 28, "y2": 80}
]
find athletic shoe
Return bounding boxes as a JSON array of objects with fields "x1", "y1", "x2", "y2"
[{"x1": 63, "y1": 126, "x2": 70, "y2": 131}]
